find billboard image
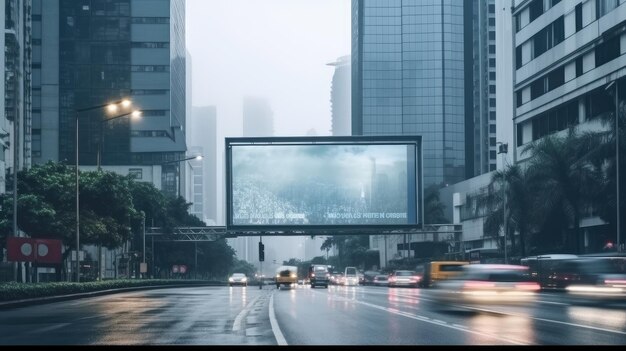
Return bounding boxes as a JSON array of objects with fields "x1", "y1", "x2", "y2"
[{"x1": 226, "y1": 136, "x2": 422, "y2": 231}]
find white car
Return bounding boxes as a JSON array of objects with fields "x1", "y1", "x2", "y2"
[
  {"x1": 229, "y1": 273, "x2": 248, "y2": 287},
  {"x1": 432, "y1": 264, "x2": 539, "y2": 306}
]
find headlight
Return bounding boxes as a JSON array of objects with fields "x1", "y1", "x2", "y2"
[
  {"x1": 242, "y1": 278, "x2": 247, "y2": 282},
  {"x1": 229, "y1": 278, "x2": 234, "y2": 282},
  {"x1": 290, "y1": 274, "x2": 296, "y2": 278}
]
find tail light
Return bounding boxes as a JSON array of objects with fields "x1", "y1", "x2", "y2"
[
  {"x1": 311, "y1": 273, "x2": 315, "y2": 277},
  {"x1": 605, "y1": 279, "x2": 626, "y2": 286}
]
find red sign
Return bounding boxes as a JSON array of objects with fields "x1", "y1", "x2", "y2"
[{"x1": 7, "y1": 237, "x2": 63, "y2": 264}]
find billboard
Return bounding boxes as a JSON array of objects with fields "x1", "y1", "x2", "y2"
[{"x1": 226, "y1": 136, "x2": 423, "y2": 232}]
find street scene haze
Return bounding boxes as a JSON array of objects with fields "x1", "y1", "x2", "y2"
[{"x1": 1, "y1": 0, "x2": 626, "y2": 346}]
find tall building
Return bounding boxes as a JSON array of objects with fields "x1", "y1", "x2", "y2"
[
  {"x1": 512, "y1": 0, "x2": 626, "y2": 252},
  {"x1": 190, "y1": 106, "x2": 217, "y2": 224},
  {"x1": 1, "y1": 0, "x2": 32, "y2": 194},
  {"x1": 185, "y1": 145, "x2": 203, "y2": 222},
  {"x1": 468, "y1": 0, "x2": 499, "y2": 176},
  {"x1": 31, "y1": 0, "x2": 187, "y2": 196},
  {"x1": 352, "y1": 0, "x2": 466, "y2": 187},
  {"x1": 242, "y1": 96, "x2": 274, "y2": 137},
  {"x1": 327, "y1": 55, "x2": 351, "y2": 136}
]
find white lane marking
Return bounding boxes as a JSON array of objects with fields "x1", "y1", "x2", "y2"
[
  {"x1": 269, "y1": 292, "x2": 288, "y2": 346},
  {"x1": 233, "y1": 295, "x2": 261, "y2": 332},
  {"x1": 25, "y1": 323, "x2": 71, "y2": 334},
  {"x1": 313, "y1": 289, "x2": 527, "y2": 345},
  {"x1": 339, "y1": 288, "x2": 626, "y2": 337}
]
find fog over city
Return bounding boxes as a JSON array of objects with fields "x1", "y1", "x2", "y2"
[{"x1": 186, "y1": 0, "x2": 351, "y2": 264}]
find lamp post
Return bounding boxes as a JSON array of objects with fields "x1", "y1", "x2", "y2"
[
  {"x1": 75, "y1": 99, "x2": 132, "y2": 282},
  {"x1": 606, "y1": 81, "x2": 621, "y2": 252},
  {"x1": 497, "y1": 142, "x2": 509, "y2": 264}
]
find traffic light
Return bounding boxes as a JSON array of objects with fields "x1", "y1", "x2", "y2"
[{"x1": 259, "y1": 242, "x2": 265, "y2": 262}]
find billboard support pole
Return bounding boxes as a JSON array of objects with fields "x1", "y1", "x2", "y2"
[{"x1": 259, "y1": 236, "x2": 263, "y2": 290}]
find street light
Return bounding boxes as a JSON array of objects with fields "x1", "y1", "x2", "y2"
[
  {"x1": 75, "y1": 98, "x2": 132, "y2": 282},
  {"x1": 97, "y1": 110, "x2": 142, "y2": 170},
  {"x1": 606, "y1": 81, "x2": 621, "y2": 252},
  {"x1": 497, "y1": 142, "x2": 509, "y2": 264}
]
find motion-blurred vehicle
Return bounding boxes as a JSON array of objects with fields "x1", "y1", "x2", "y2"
[
  {"x1": 362, "y1": 270, "x2": 381, "y2": 286},
  {"x1": 388, "y1": 270, "x2": 421, "y2": 288},
  {"x1": 421, "y1": 261, "x2": 469, "y2": 288},
  {"x1": 309, "y1": 264, "x2": 330, "y2": 288},
  {"x1": 229, "y1": 273, "x2": 248, "y2": 287},
  {"x1": 520, "y1": 254, "x2": 579, "y2": 290},
  {"x1": 334, "y1": 273, "x2": 345, "y2": 285},
  {"x1": 563, "y1": 258, "x2": 626, "y2": 303},
  {"x1": 344, "y1": 266, "x2": 359, "y2": 286},
  {"x1": 275, "y1": 265, "x2": 298, "y2": 289},
  {"x1": 432, "y1": 264, "x2": 540, "y2": 306},
  {"x1": 373, "y1": 274, "x2": 389, "y2": 286}
]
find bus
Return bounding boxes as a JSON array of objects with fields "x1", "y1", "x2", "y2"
[{"x1": 520, "y1": 254, "x2": 579, "y2": 290}]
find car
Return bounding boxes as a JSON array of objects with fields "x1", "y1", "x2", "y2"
[
  {"x1": 362, "y1": 270, "x2": 381, "y2": 286},
  {"x1": 420, "y1": 261, "x2": 469, "y2": 288},
  {"x1": 229, "y1": 273, "x2": 248, "y2": 287},
  {"x1": 373, "y1": 274, "x2": 389, "y2": 287},
  {"x1": 309, "y1": 264, "x2": 330, "y2": 288},
  {"x1": 563, "y1": 258, "x2": 626, "y2": 304},
  {"x1": 344, "y1": 266, "x2": 359, "y2": 286},
  {"x1": 432, "y1": 264, "x2": 540, "y2": 307},
  {"x1": 388, "y1": 270, "x2": 421, "y2": 288},
  {"x1": 275, "y1": 265, "x2": 298, "y2": 289}
]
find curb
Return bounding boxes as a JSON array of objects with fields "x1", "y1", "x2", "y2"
[{"x1": 0, "y1": 282, "x2": 226, "y2": 310}]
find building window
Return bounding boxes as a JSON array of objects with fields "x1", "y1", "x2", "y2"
[
  {"x1": 488, "y1": 31, "x2": 495, "y2": 40},
  {"x1": 489, "y1": 18, "x2": 495, "y2": 26},
  {"x1": 517, "y1": 124, "x2": 524, "y2": 146},
  {"x1": 489, "y1": 98, "x2": 496, "y2": 107},
  {"x1": 595, "y1": 35, "x2": 621, "y2": 67},
  {"x1": 532, "y1": 16, "x2": 564, "y2": 59},
  {"x1": 489, "y1": 85, "x2": 496, "y2": 94},
  {"x1": 129, "y1": 168, "x2": 143, "y2": 180},
  {"x1": 131, "y1": 17, "x2": 170, "y2": 24},
  {"x1": 488, "y1": 4, "x2": 495, "y2": 13},
  {"x1": 490, "y1": 137, "x2": 497, "y2": 146},
  {"x1": 516, "y1": 90, "x2": 524, "y2": 107},
  {"x1": 529, "y1": 0, "x2": 544, "y2": 22},
  {"x1": 489, "y1": 124, "x2": 496, "y2": 133},
  {"x1": 597, "y1": 0, "x2": 619, "y2": 19},
  {"x1": 489, "y1": 72, "x2": 496, "y2": 80},
  {"x1": 575, "y1": 56, "x2": 583, "y2": 77},
  {"x1": 575, "y1": 3, "x2": 583, "y2": 32},
  {"x1": 489, "y1": 58, "x2": 496, "y2": 67},
  {"x1": 490, "y1": 164, "x2": 497, "y2": 171},
  {"x1": 489, "y1": 111, "x2": 496, "y2": 120},
  {"x1": 516, "y1": 45, "x2": 523, "y2": 69},
  {"x1": 131, "y1": 42, "x2": 170, "y2": 49},
  {"x1": 489, "y1": 45, "x2": 496, "y2": 54},
  {"x1": 490, "y1": 150, "x2": 497, "y2": 160}
]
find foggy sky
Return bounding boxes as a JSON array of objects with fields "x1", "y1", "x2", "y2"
[{"x1": 186, "y1": 0, "x2": 351, "y2": 137}]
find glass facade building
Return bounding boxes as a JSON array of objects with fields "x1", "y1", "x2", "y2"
[
  {"x1": 32, "y1": 0, "x2": 187, "y2": 196},
  {"x1": 352, "y1": 0, "x2": 466, "y2": 187}
]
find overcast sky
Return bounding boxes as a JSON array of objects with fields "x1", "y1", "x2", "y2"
[{"x1": 186, "y1": 0, "x2": 351, "y2": 137}]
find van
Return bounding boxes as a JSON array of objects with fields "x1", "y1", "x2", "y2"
[
  {"x1": 275, "y1": 265, "x2": 298, "y2": 289},
  {"x1": 420, "y1": 261, "x2": 469, "y2": 288},
  {"x1": 308, "y1": 264, "x2": 330, "y2": 288},
  {"x1": 344, "y1": 266, "x2": 359, "y2": 286}
]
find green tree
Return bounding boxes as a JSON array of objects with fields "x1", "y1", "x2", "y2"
[
  {"x1": 523, "y1": 129, "x2": 602, "y2": 253},
  {"x1": 424, "y1": 184, "x2": 447, "y2": 224},
  {"x1": 480, "y1": 164, "x2": 538, "y2": 257}
]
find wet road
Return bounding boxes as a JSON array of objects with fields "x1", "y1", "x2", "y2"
[{"x1": 1, "y1": 284, "x2": 626, "y2": 345}]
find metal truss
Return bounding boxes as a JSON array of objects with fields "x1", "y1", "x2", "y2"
[{"x1": 145, "y1": 224, "x2": 462, "y2": 242}]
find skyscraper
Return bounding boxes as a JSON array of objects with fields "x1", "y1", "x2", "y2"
[
  {"x1": 190, "y1": 106, "x2": 217, "y2": 224},
  {"x1": 242, "y1": 96, "x2": 274, "y2": 137},
  {"x1": 1, "y1": 0, "x2": 32, "y2": 194},
  {"x1": 352, "y1": 0, "x2": 466, "y2": 187},
  {"x1": 31, "y1": 0, "x2": 187, "y2": 196},
  {"x1": 328, "y1": 55, "x2": 351, "y2": 136}
]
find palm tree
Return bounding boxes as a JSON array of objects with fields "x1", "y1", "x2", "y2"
[
  {"x1": 522, "y1": 128, "x2": 602, "y2": 254},
  {"x1": 480, "y1": 164, "x2": 537, "y2": 258}
]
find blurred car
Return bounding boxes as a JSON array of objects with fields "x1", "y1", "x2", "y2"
[
  {"x1": 344, "y1": 266, "x2": 359, "y2": 286},
  {"x1": 229, "y1": 273, "x2": 248, "y2": 287},
  {"x1": 334, "y1": 273, "x2": 345, "y2": 285},
  {"x1": 564, "y1": 258, "x2": 626, "y2": 303},
  {"x1": 432, "y1": 264, "x2": 540, "y2": 306},
  {"x1": 421, "y1": 261, "x2": 469, "y2": 288},
  {"x1": 362, "y1": 270, "x2": 381, "y2": 286},
  {"x1": 373, "y1": 274, "x2": 389, "y2": 287},
  {"x1": 309, "y1": 264, "x2": 330, "y2": 288},
  {"x1": 275, "y1": 265, "x2": 298, "y2": 289},
  {"x1": 388, "y1": 270, "x2": 421, "y2": 288}
]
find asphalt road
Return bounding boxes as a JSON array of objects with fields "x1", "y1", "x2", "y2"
[{"x1": 1, "y1": 284, "x2": 625, "y2": 345}]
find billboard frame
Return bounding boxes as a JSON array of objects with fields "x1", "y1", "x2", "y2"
[{"x1": 225, "y1": 135, "x2": 423, "y2": 234}]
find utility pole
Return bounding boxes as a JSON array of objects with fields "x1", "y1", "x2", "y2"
[{"x1": 498, "y1": 142, "x2": 509, "y2": 264}]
